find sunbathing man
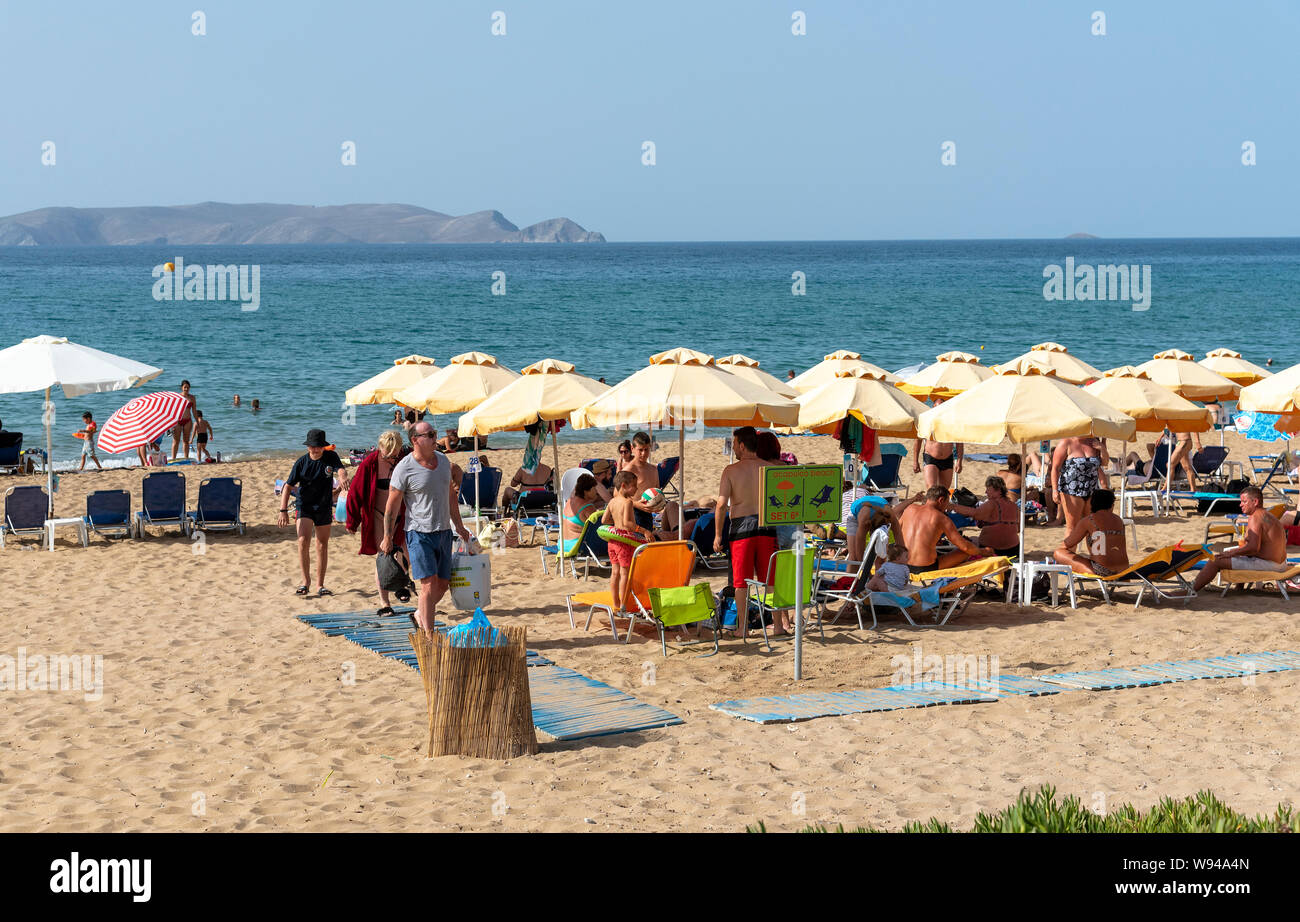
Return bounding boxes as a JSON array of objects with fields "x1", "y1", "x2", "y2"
[
  {"x1": 1053, "y1": 489, "x2": 1129, "y2": 576},
  {"x1": 911, "y1": 436, "x2": 963, "y2": 490},
  {"x1": 899, "y1": 486, "x2": 987, "y2": 574},
  {"x1": 1192, "y1": 486, "x2": 1287, "y2": 592}
]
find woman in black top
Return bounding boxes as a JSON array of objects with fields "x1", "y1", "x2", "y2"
[{"x1": 278, "y1": 428, "x2": 343, "y2": 596}]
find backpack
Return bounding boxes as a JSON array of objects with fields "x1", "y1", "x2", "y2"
[
  {"x1": 951, "y1": 487, "x2": 979, "y2": 508},
  {"x1": 376, "y1": 551, "x2": 415, "y2": 602}
]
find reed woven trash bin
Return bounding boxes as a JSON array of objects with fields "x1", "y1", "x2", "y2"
[{"x1": 409, "y1": 622, "x2": 538, "y2": 759}]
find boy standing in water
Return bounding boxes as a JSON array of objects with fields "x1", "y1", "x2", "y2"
[
  {"x1": 194, "y1": 411, "x2": 214, "y2": 462},
  {"x1": 77, "y1": 412, "x2": 102, "y2": 471}
]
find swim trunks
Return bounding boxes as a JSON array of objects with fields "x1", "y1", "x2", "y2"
[
  {"x1": 908, "y1": 560, "x2": 939, "y2": 575},
  {"x1": 922, "y1": 452, "x2": 954, "y2": 471}
]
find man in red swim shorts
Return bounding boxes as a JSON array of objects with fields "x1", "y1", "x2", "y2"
[{"x1": 713, "y1": 426, "x2": 779, "y2": 638}]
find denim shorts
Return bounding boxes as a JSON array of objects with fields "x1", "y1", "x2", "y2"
[{"x1": 407, "y1": 528, "x2": 453, "y2": 582}]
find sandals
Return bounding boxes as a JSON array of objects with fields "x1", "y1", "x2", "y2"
[
  {"x1": 294, "y1": 585, "x2": 309, "y2": 596},
  {"x1": 318, "y1": 587, "x2": 333, "y2": 597},
  {"x1": 376, "y1": 606, "x2": 395, "y2": 617}
]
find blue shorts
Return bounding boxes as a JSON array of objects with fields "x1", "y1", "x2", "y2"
[{"x1": 407, "y1": 529, "x2": 453, "y2": 582}]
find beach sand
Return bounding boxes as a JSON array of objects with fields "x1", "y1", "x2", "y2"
[{"x1": 1, "y1": 431, "x2": 1297, "y2": 832}]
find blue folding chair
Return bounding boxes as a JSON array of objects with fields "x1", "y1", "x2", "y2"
[
  {"x1": 186, "y1": 477, "x2": 245, "y2": 534},
  {"x1": 689, "y1": 511, "x2": 730, "y2": 571},
  {"x1": 135, "y1": 471, "x2": 188, "y2": 537},
  {"x1": 0, "y1": 433, "x2": 24, "y2": 475},
  {"x1": 459, "y1": 466, "x2": 503, "y2": 517},
  {"x1": 1, "y1": 485, "x2": 49, "y2": 547},
  {"x1": 657, "y1": 456, "x2": 681, "y2": 499},
  {"x1": 1192, "y1": 446, "x2": 1229, "y2": 480},
  {"x1": 860, "y1": 452, "x2": 904, "y2": 491},
  {"x1": 84, "y1": 489, "x2": 132, "y2": 539}
]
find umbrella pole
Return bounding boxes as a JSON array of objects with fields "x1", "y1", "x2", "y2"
[
  {"x1": 45, "y1": 386, "x2": 54, "y2": 518},
  {"x1": 551, "y1": 423, "x2": 561, "y2": 520},
  {"x1": 678, "y1": 424, "x2": 685, "y2": 538},
  {"x1": 1017, "y1": 470, "x2": 1027, "y2": 606},
  {"x1": 474, "y1": 434, "x2": 481, "y2": 532}
]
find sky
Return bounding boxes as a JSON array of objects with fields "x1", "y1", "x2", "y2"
[{"x1": 2, "y1": 0, "x2": 1298, "y2": 240}]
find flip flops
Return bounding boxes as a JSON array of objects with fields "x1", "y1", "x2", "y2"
[
  {"x1": 376, "y1": 606, "x2": 395, "y2": 617},
  {"x1": 318, "y1": 587, "x2": 333, "y2": 597},
  {"x1": 294, "y1": 585, "x2": 309, "y2": 596}
]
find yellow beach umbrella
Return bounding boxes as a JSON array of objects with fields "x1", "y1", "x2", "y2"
[
  {"x1": 993, "y1": 342, "x2": 1103, "y2": 384},
  {"x1": 1084, "y1": 367, "x2": 1214, "y2": 433},
  {"x1": 458, "y1": 359, "x2": 608, "y2": 436},
  {"x1": 392, "y1": 351, "x2": 520, "y2": 414},
  {"x1": 1198, "y1": 348, "x2": 1272, "y2": 386},
  {"x1": 795, "y1": 368, "x2": 929, "y2": 437},
  {"x1": 900, "y1": 351, "x2": 995, "y2": 399},
  {"x1": 716, "y1": 354, "x2": 798, "y2": 398},
  {"x1": 570, "y1": 348, "x2": 799, "y2": 534},
  {"x1": 918, "y1": 361, "x2": 1136, "y2": 598},
  {"x1": 1237, "y1": 362, "x2": 1300, "y2": 417},
  {"x1": 789, "y1": 350, "x2": 899, "y2": 392},
  {"x1": 392, "y1": 352, "x2": 521, "y2": 526},
  {"x1": 344, "y1": 354, "x2": 437, "y2": 406},
  {"x1": 1135, "y1": 349, "x2": 1239, "y2": 401}
]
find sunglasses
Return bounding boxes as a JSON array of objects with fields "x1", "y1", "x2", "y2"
[{"x1": 412, "y1": 432, "x2": 435, "y2": 441}]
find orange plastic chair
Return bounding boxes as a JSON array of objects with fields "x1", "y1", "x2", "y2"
[{"x1": 566, "y1": 540, "x2": 698, "y2": 641}]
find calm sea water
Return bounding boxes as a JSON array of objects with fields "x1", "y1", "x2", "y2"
[{"x1": 2, "y1": 239, "x2": 1296, "y2": 468}]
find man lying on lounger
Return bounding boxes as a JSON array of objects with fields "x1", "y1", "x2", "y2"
[
  {"x1": 899, "y1": 485, "x2": 989, "y2": 574},
  {"x1": 1192, "y1": 485, "x2": 1287, "y2": 592}
]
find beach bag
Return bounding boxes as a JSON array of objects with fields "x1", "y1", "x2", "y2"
[
  {"x1": 376, "y1": 551, "x2": 414, "y2": 603},
  {"x1": 951, "y1": 487, "x2": 979, "y2": 508},
  {"x1": 449, "y1": 538, "x2": 492, "y2": 611}
]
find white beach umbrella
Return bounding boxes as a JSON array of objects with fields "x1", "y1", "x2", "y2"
[{"x1": 0, "y1": 335, "x2": 163, "y2": 513}]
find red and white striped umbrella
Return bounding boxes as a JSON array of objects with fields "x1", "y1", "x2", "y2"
[{"x1": 97, "y1": 391, "x2": 190, "y2": 454}]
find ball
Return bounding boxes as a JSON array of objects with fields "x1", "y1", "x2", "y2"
[{"x1": 640, "y1": 487, "x2": 665, "y2": 511}]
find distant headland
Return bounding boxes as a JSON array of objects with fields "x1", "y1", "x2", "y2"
[
  {"x1": 1064, "y1": 232, "x2": 1099, "y2": 239},
  {"x1": 0, "y1": 202, "x2": 606, "y2": 245}
]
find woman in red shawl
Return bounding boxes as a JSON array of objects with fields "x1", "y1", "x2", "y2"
[{"x1": 345, "y1": 429, "x2": 409, "y2": 615}]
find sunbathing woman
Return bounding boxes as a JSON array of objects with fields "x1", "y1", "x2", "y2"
[
  {"x1": 502, "y1": 461, "x2": 554, "y2": 510},
  {"x1": 948, "y1": 475, "x2": 1022, "y2": 559},
  {"x1": 561, "y1": 474, "x2": 605, "y2": 551},
  {"x1": 1053, "y1": 489, "x2": 1129, "y2": 576},
  {"x1": 997, "y1": 454, "x2": 1023, "y2": 500}
]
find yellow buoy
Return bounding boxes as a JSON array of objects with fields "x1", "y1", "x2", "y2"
[{"x1": 164, "y1": 262, "x2": 175, "y2": 272}]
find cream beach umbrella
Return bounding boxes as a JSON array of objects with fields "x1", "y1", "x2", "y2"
[
  {"x1": 344, "y1": 355, "x2": 437, "y2": 406},
  {"x1": 1237, "y1": 362, "x2": 1300, "y2": 435},
  {"x1": 1135, "y1": 349, "x2": 1240, "y2": 401},
  {"x1": 789, "y1": 350, "x2": 899, "y2": 392},
  {"x1": 458, "y1": 359, "x2": 610, "y2": 539},
  {"x1": 1085, "y1": 367, "x2": 1215, "y2": 505},
  {"x1": 1198, "y1": 348, "x2": 1272, "y2": 386},
  {"x1": 392, "y1": 352, "x2": 521, "y2": 526},
  {"x1": 993, "y1": 342, "x2": 1103, "y2": 385},
  {"x1": 917, "y1": 361, "x2": 1136, "y2": 594},
  {"x1": 0, "y1": 335, "x2": 163, "y2": 514},
  {"x1": 716, "y1": 354, "x2": 798, "y2": 398},
  {"x1": 899, "y1": 351, "x2": 995, "y2": 400},
  {"x1": 795, "y1": 368, "x2": 929, "y2": 437},
  {"x1": 570, "y1": 348, "x2": 799, "y2": 535}
]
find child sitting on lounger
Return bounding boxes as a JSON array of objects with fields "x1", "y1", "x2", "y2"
[{"x1": 865, "y1": 545, "x2": 911, "y2": 593}]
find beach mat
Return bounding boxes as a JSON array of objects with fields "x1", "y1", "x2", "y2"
[
  {"x1": 299, "y1": 609, "x2": 554, "y2": 667},
  {"x1": 299, "y1": 610, "x2": 678, "y2": 742},
  {"x1": 710, "y1": 683, "x2": 997, "y2": 725},
  {"x1": 1038, "y1": 650, "x2": 1300, "y2": 690},
  {"x1": 967, "y1": 674, "x2": 1067, "y2": 697}
]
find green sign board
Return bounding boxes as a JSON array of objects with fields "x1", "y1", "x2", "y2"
[{"x1": 761, "y1": 464, "x2": 842, "y2": 527}]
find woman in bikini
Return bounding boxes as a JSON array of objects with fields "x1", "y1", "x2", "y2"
[
  {"x1": 1053, "y1": 489, "x2": 1129, "y2": 576},
  {"x1": 1050, "y1": 436, "x2": 1104, "y2": 549},
  {"x1": 949, "y1": 475, "x2": 1022, "y2": 559},
  {"x1": 996, "y1": 454, "x2": 1023, "y2": 500},
  {"x1": 502, "y1": 461, "x2": 554, "y2": 511},
  {"x1": 344, "y1": 429, "x2": 409, "y2": 615},
  {"x1": 561, "y1": 473, "x2": 605, "y2": 552},
  {"x1": 171, "y1": 379, "x2": 198, "y2": 461}
]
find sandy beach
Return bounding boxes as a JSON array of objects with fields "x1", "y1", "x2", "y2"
[{"x1": 1, "y1": 430, "x2": 1296, "y2": 832}]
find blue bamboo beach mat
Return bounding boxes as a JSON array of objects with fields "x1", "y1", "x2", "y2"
[
  {"x1": 299, "y1": 610, "x2": 681, "y2": 741},
  {"x1": 710, "y1": 683, "x2": 997, "y2": 725}
]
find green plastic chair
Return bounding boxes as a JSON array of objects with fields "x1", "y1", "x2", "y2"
[
  {"x1": 647, "y1": 582, "x2": 719, "y2": 657},
  {"x1": 745, "y1": 547, "x2": 823, "y2": 651}
]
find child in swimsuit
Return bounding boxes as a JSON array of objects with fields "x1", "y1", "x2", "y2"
[
  {"x1": 194, "y1": 410, "x2": 213, "y2": 462},
  {"x1": 602, "y1": 471, "x2": 652, "y2": 606}
]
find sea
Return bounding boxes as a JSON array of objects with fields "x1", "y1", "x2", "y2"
[{"x1": 1, "y1": 239, "x2": 1296, "y2": 469}]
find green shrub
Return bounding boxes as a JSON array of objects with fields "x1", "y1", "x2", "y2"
[{"x1": 746, "y1": 785, "x2": 1295, "y2": 833}]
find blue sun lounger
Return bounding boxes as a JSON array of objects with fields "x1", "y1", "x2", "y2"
[
  {"x1": 134, "y1": 471, "x2": 187, "y2": 537},
  {"x1": 84, "y1": 489, "x2": 133, "y2": 539}
]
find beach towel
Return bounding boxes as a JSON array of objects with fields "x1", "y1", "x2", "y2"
[{"x1": 521, "y1": 422, "x2": 546, "y2": 474}]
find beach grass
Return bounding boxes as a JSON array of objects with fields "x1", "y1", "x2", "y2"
[{"x1": 749, "y1": 785, "x2": 1296, "y2": 833}]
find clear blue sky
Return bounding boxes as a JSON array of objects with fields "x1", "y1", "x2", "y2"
[{"x1": 2, "y1": 0, "x2": 1297, "y2": 240}]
